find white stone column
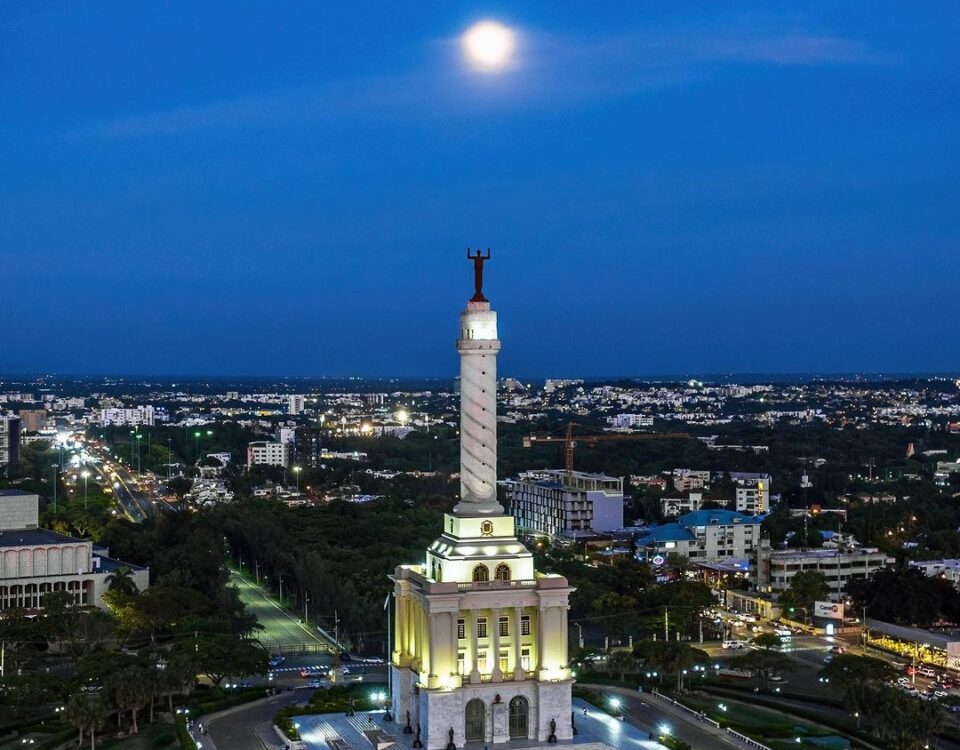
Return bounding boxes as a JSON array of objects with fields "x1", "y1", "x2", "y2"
[
  {"x1": 536, "y1": 606, "x2": 545, "y2": 672},
  {"x1": 469, "y1": 609, "x2": 480, "y2": 683},
  {"x1": 450, "y1": 611, "x2": 460, "y2": 676},
  {"x1": 453, "y1": 300, "x2": 503, "y2": 516},
  {"x1": 513, "y1": 606, "x2": 524, "y2": 680},
  {"x1": 492, "y1": 607, "x2": 502, "y2": 681}
]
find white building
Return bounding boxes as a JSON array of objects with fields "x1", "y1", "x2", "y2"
[
  {"x1": 0, "y1": 491, "x2": 149, "y2": 611},
  {"x1": 288, "y1": 395, "x2": 305, "y2": 416},
  {"x1": 608, "y1": 414, "x2": 653, "y2": 429},
  {"x1": 673, "y1": 469, "x2": 710, "y2": 492},
  {"x1": 909, "y1": 559, "x2": 960, "y2": 586},
  {"x1": 391, "y1": 257, "x2": 574, "y2": 749},
  {"x1": 760, "y1": 547, "x2": 894, "y2": 601},
  {"x1": 246, "y1": 441, "x2": 289, "y2": 468},
  {"x1": 99, "y1": 406, "x2": 155, "y2": 427},
  {"x1": 635, "y1": 509, "x2": 762, "y2": 564},
  {"x1": 730, "y1": 472, "x2": 771, "y2": 514},
  {"x1": 659, "y1": 491, "x2": 729, "y2": 517},
  {"x1": 505, "y1": 470, "x2": 624, "y2": 538}
]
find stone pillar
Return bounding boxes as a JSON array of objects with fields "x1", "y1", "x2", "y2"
[
  {"x1": 453, "y1": 299, "x2": 503, "y2": 516},
  {"x1": 450, "y1": 611, "x2": 460, "y2": 677},
  {"x1": 427, "y1": 612, "x2": 436, "y2": 678},
  {"x1": 469, "y1": 610, "x2": 480, "y2": 683},
  {"x1": 560, "y1": 605, "x2": 569, "y2": 668},
  {"x1": 513, "y1": 606, "x2": 525, "y2": 680},
  {"x1": 536, "y1": 606, "x2": 545, "y2": 672},
  {"x1": 491, "y1": 607, "x2": 502, "y2": 681}
]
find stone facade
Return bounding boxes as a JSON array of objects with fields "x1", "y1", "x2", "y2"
[{"x1": 390, "y1": 261, "x2": 573, "y2": 749}]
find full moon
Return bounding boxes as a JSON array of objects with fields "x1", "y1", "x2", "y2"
[{"x1": 462, "y1": 20, "x2": 516, "y2": 70}]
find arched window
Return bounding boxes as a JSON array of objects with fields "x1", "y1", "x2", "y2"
[
  {"x1": 472, "y1": 564, "x2": 489, "y2": 583},
  {"x1": 465, "y1": 698, "x2": 485, "y2": 742},
  {"x1": 494, "y1": 564, "x2": 511, "y2": 582},
  {"x1": 509, "y1": 696, "x2": 529, "y2": 738},
  {"x1": 435, "y1": 563, "x2": 442, "y2": 583}
]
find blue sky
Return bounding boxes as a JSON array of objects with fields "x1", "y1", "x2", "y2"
[{"x1": 2, "y1": 2, "x2": 958, "y2": 376}]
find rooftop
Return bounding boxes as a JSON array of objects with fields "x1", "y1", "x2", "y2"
[
  {"x1": 635, "y1": 524, "x2": 696, "y2": 544},
  {"x1": 678, "y1": 509, "x2": 761, "y2": 526},
  {"x1": 0, "y1": 527, "x2": 87, "y2": 548}
]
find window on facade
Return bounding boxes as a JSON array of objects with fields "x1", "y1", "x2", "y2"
[
  {"x1": 457, "y1": 651, "x2": 466, "y2": 674},
  {"x1": 458, "y1": 619, "x2": 465, "y2": 639},
  {"x1": 477, "y1": 618, "x2": 488, "y2": 638},
  {"x1": 499, "y1": 617, "x2": 509, "y2": 637},
  {"x1": 495, "y1": 563, "x2": 511, "y2": 582},
  {"x1": 499, "y1": 649, "x2": 510, "y2": 672},
  {"x1": 473, "y1": 564, "x2": 489, "y2": 582},
  {"x1": 478, "y1": 650, "x2": 488, "y2": 672},
  {"x1": 521, "y1": 648, "x2": 531, "y2": 670},
  {"x1": 521, "y1": 615, "x2": 531, "y2": 636}
]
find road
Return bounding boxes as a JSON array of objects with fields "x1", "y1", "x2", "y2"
[
  {"x1": 231, "y1": 571, "x2": 337, "y2": 652},
  {"x1": 199, "y1": 690, "x2": 308, "y2": 750},
  {"x1": 83, "y1": 438, "x2": 160, "y2": 522},
  {"x1": 582, "y1": 685, "x2": 745, "y2": 750}
]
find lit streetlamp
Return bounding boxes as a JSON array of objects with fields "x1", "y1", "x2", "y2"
[
  {"x1": 293, "y1": 465, "x2": 301, "y2": 493},
  {"x1": 81, "y1": 470, "x2": 90, "y2": 510}
]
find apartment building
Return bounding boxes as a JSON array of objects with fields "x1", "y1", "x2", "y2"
[
  {"x1": 0, "y1": 416, "x2": 21, "y2": 469},
  {"x1": 760, "y1": 547, "x2": 893, "y2": 601},
  {"x1": 246, "y1": 441, "x2": 290, "y2": 468},
  {"x1": 505, "y1": 470, "x2": 624, "y2": 538},
  {"x1": 635, "y1": 509, "x2": 762, "y2": 564},
  {"x1": 730, "y1": 472, "x2": 771, "y2": 514},
  {"x1": 99, "y1": 406, "x2": 155, "y2": 427}
]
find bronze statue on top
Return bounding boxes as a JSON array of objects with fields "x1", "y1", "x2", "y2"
[{"x1": 467, "y1": 248, "x2": 491, "y2": 302}]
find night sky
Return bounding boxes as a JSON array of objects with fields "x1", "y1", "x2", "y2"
[{"x1": 2, "y1": 2, "x2": 958, "y2": 377}]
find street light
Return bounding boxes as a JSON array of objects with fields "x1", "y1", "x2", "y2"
[
  {"x1": 81, "y1": 470, "x2": 90, "y2": 510},
  {"x1": 293, "y1": 465, "x2": 301, "y2": 493}
]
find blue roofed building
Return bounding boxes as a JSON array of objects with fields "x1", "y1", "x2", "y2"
[{"x1": 635, "y1": 509, "x2": 762, "y2": 565}]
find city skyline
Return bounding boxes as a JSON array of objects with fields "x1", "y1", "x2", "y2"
[{"x1": 4, "y1": 2, "x2": 959, "y2": 376}]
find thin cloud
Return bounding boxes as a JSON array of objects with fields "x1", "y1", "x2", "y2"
[{"x1": 60, "y1": 26, "x2": 881, "y2": 140}]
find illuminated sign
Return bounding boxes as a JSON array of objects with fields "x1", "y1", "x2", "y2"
[
  {"x1": 652, "y1": 555, "x2": 666, "y2": 567},
  {"x1": 813, "y1": 601, "x2": 844, "y2": 619}
]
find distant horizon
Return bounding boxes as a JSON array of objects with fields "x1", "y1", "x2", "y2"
[{"x1": 1, "y1": 370, "x2": 957, "y2": 385}]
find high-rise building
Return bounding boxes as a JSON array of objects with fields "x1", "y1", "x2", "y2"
[
  {"x1": 505, "y1": 470, "x2": 624, "y2": 538},
  {"x1": 0, "y1": 416, "x2": 21, "y2": 470},
  {"x1": 293, "y1": 426, "x2": 324, "y2": 469},
  {"x1": 288, "y1": 394, "x2": 305, "y2": 415},
  {"x1": 390, "y1": 254, "x2": 573, "y2": 748}
]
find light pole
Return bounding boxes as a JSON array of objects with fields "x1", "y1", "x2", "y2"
[
  {"x1": 167, "y1": 436, "x2": 173, "y2": 480},
  {"x1": 194, "y1": 431, "x2": 201, "y2": 462},
  {"x1": 293, "y1": 465, "x2": 301, "y2": 493},
  {"x1": 304, "y1": 593, "x2": 310, "y2": 625},
  {"x1": 50, "y1": 464, "x2": 59, "y2": 514},
  {"x1": 136, "y1": 433, "x2": 143, "y2": 474},
  {"x1": 81, "y1": 470, "x2": 90, "y2": 510}
]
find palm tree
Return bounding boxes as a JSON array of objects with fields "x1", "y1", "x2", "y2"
[
  {"x1": 66, "y1": 693, "x2": 105, "y2": 750},
  {"x1": 105, "y1": 566, "x2": 139, "y2": 596}
]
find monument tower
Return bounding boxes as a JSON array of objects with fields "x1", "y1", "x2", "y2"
[{"x1": 390, "y1": 251, "x2": 574, "y2": 749}]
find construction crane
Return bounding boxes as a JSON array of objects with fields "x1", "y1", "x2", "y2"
[{"x1": 523, "y1": 421, "x2": 689, "y2": 476}]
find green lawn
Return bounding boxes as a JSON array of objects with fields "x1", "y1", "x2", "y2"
[
  {"x1": 677, "y1": 695, "x2": 835, "y2": 745},
  {"x1": 97, "y1": 724, "x2": 178, "y2": 750}
]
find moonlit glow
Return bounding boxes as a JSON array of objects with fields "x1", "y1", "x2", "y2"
[{"x1": 463, "y1": 21, "x2": 516, "y2": 70}]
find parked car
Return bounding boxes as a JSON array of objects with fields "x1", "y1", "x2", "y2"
[
  {"x1": 918, "y1": 667, "x2": 937, "y2": 679},
  {"x1": 722, "y1": 640, "x2": 748, "y2": 650}
]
